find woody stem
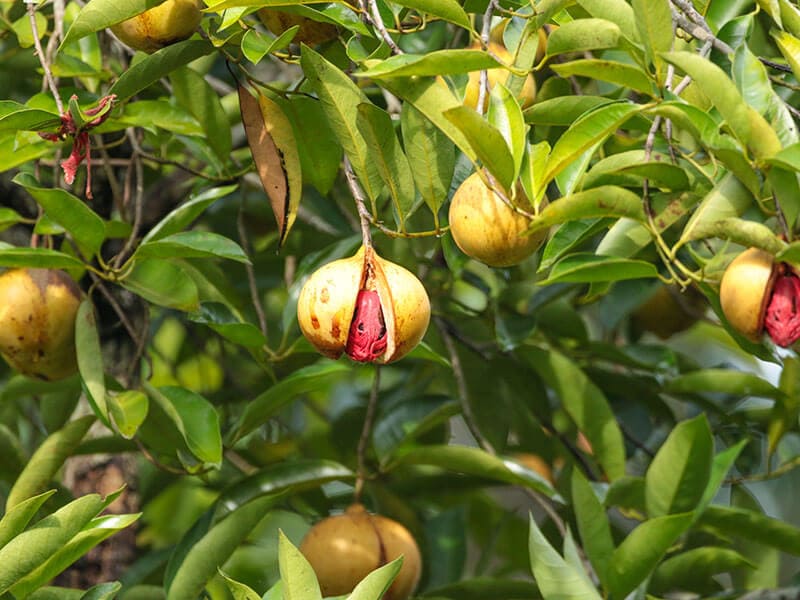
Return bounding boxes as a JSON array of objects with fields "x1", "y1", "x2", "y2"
[
  {"x1": 344, "y1": 157, "x2": 374, "y2": 250},
  {"x1": 355, "y1": 366, "x2": 381, "y2": 503}
]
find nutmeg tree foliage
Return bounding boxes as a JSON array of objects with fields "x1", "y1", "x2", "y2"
[{"x1": 5, "y1": 0, "x2": 800, "y2": 598}]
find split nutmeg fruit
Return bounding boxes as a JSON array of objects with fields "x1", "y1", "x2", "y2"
[
  {"x1": 110, "y1": 0, "x2": 203, "y2": 53},
  {"x1": 300, "y1": 504, "x2": 422, "y2": 599},
  {"x1": 0, "y1": 268, "x2": 81, "y2": 381},
  {"x1": 297, "y1": 246, "x2": 430, "y2": 363},
  {"x1": 720, "y1": 247, "x2": 800, "y2": 347}
]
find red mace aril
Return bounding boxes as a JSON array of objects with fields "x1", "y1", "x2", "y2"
[
  {"x1": 297, "y1": 245, "x2": 430, "y2": 363},
  {"x1": 720, "y1": 247, "x2": 800, "y2": 347}
]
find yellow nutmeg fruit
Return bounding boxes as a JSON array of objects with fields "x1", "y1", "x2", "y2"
[
  {"x1": 719, "y1": 247, "x2": 776, "y2": 343},
  {"x1": 0, "y1": 268, "x2": 81, "y2": 381},
  {"x1": 449, "y1": 172, "x2": 547, "y2": 267},
  {"x1": 297, "y1": 245, "x2": 430, "y2": 363},
  {"x1": 631, "y1": 284, "x2": 706, "y2": 340},
  {"x1": 300, "y1": 504, "x2": 422, "y2": 600},
  {"x1": 258, "y1": 9, "x2": 339, "y2": 46},
  {"x1": 463, "y1": 42, "x2": 536, "y2": 110},
  {"x1": 110, "y1": 0, "x2": 203, "y2": 53}
]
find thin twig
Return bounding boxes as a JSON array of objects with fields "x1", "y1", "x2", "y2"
[
  {"x1": 355, "y1": 366, "x2": 381, "y2": 503},
  {"x1": 27, "y1": 1, "x2": 63, "y2": 114},
  {"x1": 476, "y1": 0, "x2": 496, "y2": 116},
  {"x1": 343, "y1": 157, "x2": 374, "y2": 249},
  {"x1": 366, "y1": 0, "x2": 402, "y2": 55},
  {"x1": 113, "y1": 130, "x2": 145, "y2": 269}
]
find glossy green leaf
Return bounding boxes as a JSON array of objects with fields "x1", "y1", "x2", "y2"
[
  {"x1": 109, "y1": 40, "x2": 215, "y2": 103},
  {"x1": 189, "y1": 303, "x2": 267, "y2": 347},
  {"x1": 665, "y1": 369, "x2": 784, "y2": 398},
  {"x1": 0, "y1": 103, "x2": 61, "y2": 132},
  {"x1": 219, "y1": 571, "x2": 261, "y2": 600},
  {"x1": 347, "y1": 558, "x2": 402, "y2": 600},
  {"x1": 730, "y1": 487, "x2": 780, "y2": 589},
  {"x1": 356, "y1": 103, "x2": 416, "y2": 227},
  {"x1": 540, "y1": 219, "x2": 611, "y2": 270},
  {"x1": 542, "y1": 103, "x2": 642, "y2": 190},
  {"x1": 582, "y1": 150, "x2": 691, "y2": 191},
  {"x1": 608, "y1": 513, "x2": 693, "y2": 598},
  {"x1": 117, "y1": 100, "x2": 203, "y2": 136},
  {"x1": 546, "y1": 18, "x2": 621, "y2": 56},
  {"x1": 662, "y1": 51, "x2": 782, "y2": 158},
  {"x1": 13, "y1": 173, "x2": 105, "y2": 257},
  {"x1": 524, "y1": 96, "x2": 615, "y2": 126},
  {"x1": 279, "y1": 530, "x2": 323, "y2": 600},
  {"x1": 576, "y1": 0, "x2": 638, "y2": 41},
  {"x1": 241, "y1": 27, "x2": 295, "y2": 65},
  {"x1": 108, "y1": 390, "x2": 149, "y2": 439},
  {"x1": 632, "y1": 0, "x2": 672, "y2": 83},
  {"x1": 141, "y1": 185, "x2": 237, "y2": 244},
  {"x1": 401, "y1": 103, "x2": 454, "y2": 219},
  {"x1": 651, "y1": 547, "x2": 753, "y2": 593},
  {"x1": 76, "y1": 300, "x2": 108, "y2": 425},
  {"x1": 358, "y1": 50, "x2": 498, "y2": 78},
  {"x1": 677, "y1": 172, "x2": 753, "y2": 247},
  {"x1": 233, "y1": 362, "x2": 350, "y2": 441},
  {"x1": 5, "y1": 415, "x2": 95, "y2": 511},
  {"x1": 80, "y1": 582, "x2": 123, "y2": 600},
  {"x1": 571, "y1": 470, "x2": 614, "y2": 586},
  {"x1": 773, "y1": 29, "x2": 800, "y2": 80},
  {"x1": 550, "y1": 60, "x2": 652, "y2": 94},
  {"x1": 122, "y1": 258, "x2": 199, "y2": 312},
  {"x1": 148, "y1": 385, "x2": 222, "y2": 465},
  {"x1": 443, "y1": 105, "x2": 515, "y2": 191},
  {"x1": 528, "y1": 186, "x2": 645, "y2": 236},
  {"x1": 62, "y1": 0, "x2": 166, "y2": 45},
  {"x1": 387, "y1": 0, "x2": 471, "y2": 29},
  {"x1": 528, "y1": 514, "x2": 602, "y2": 600},
  {"x1": 700, "y1": 504, "x2": 800, "y2": 554},
  {"x1": 301, "y1": 46, "x2": 382, "y2": 202},
  {"x1": 0, "y1": 491, "x2": 57, "y2": 549},
  {"x1": 0, "y1": 493, "x2": 107, "y2": 594},
  {"x1": 391, "y1": 445, "x2": 559, "y2": 498},
  {"x1": 136, "y1": 231, "x2": 249, "y2": 263},
  {"x1": 521, "y1": 347, "x2": 626, "y2": 481},
  {"x1": 542, "y1": 253, "x2": 659, "y2": 284},
  {"x1": 374, "y1": 395, "x2": 459, "y2": 462},
  {"x1": 645, "y1": 415, "x2": 713, "y2": 518},
  {"x1": 697, "y1": 440, "x2": 748, "y2": 514},
  {"x1": 767, "y1": 358, "x2": 800, "y2": 455},
  {"x1": 487, "y1": 84, "x2": 526, "y2": 182}
]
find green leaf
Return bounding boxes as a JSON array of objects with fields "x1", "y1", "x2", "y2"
[
  {"x1": 571, "y1": 470, "x2": 614, "y2": 586},
  {"x1": 171, "y1": 66, "x2": 232, "y2": 163},
  {"x1": 665, "y1": 369, "x2": 784, "y2": 398},
  {"x1": 662, "y1": 51, "x2": 782, "y2": 158},
  {"x1": 521, "y1": 347, "x2": 626, "y2": 481},
  {"x1": 542, "y1": 103, "x2": 642, "y2": 191},
  {"x1": 0, "y1": 104, "x2": 61, "y2": 132},
  {"x1": 550, "y1": 60, "x2": 652, "y2": 94},
  {"x1": 582, "y1": 150, "x2": 691, "y2": 191},
  {"x1": 0, "y1": 491, "x2": 57, "y2": 549},
  {"x1": 632, "y1": 0, "x2": 672, "y2": 84},
  {"x1": 109, "y1": 40, "x2": 215, "y2": 103},
  {"x1": 697, "y1": 440, "x2": 748, "y2": 514},
  {"x1": 391, "y1": 445, "x2": 559, "y2": 498},
  {"x1": 219, "y1": 571, "x2": 262, "y2": 600},
  {"x1": 117, "y1": 100, "x2": 203, "y2": 136},
  {"x1": 0, "y1": 493, "x2": 107, "y2": 595},
  {"x1": 356, "y1": 103, "x2": 416, "y2": 228},
  {"x1": 487, "y1": 84, "x2": 526, "y2": 183},
  {"x1": 524, "y1": 96, "x2": 615, "y2": 126},
  {"x1": 357, "y1": 50, "x2": 499, "y2": 78},
  {"x1": 677, "y1": 172, "x2": 753, "y2": 247},
  {"x1": 0, "y1": 246, "x2": 84, "y2": 269},
  {"x1": 401, "y1": 103, "x2": 454, "y2": 220},
  {"x1": 301, "y1": 46, "x2": 382, "y2": 202},
  {"x1": 76, "y1": 300, "x2": 108, "y2": 426},
  {"x1": 645, "y1": 415, "x2": 713, "y2": 518},
  {"x1": 13, "y1": 173, "x2": 106, "y2": 258},
  {"x1": 387, "y1": 0, "x2": 471, "y2": 30},
  {"x1": 189, "y1": 303, "x2": 267, "y2": 347},
  {"x1": 651, "y1": 547, "x2": 754, "y2": 593},
  {"x1": 443, "y1": 106, "x2": 515, "y2": 190},
  {"x1": 80, "y1": 582, "x2": 123, "y2": 600},
  {"x1": 576, "y1": 0, "x2": 639, "y2": 42},
  {"x1": 141, "y1": 185, "x2": 237, "y2": 244},
  {"x1": 374, "y1": 396, "x2": 459, "y2": 462},
  {"x1": 347, "y1": 558, "x2": 403, "y2": 600},
  {"x1": 543, "y1": 253, "x2": 659, "y2": 284},
  {"x1": 527, "y1": 186, "x2": 645, "y2": 235},
  {"x1": 5, "y1": 415, "x2": 95, "y2": 511},
  {"x1": 607, "y1": 513, "x2": 693, "y2": 598},
  {"x1": 699, "y1": 505, "x2": 800, "y2": 554},
  {"x1": 62, "y1": 0, "x2": 166, "y2": 45},
  {"x1": 730, "y1": 487, "x2": 780, "y2": 589},
  {"x1": 166, "y1": 495, "x2": 276, "y2": 600},
  {"x1": 773, "y1": 29, "x2": 800, "y2": 81},
  {"x1": 233, "y1": 362, "x2": 350, "y2": 442},
  {"x1": 147, "y1": 386, "x2": 222, "y2": 465},
  {"x1": 279, "y1": 530, "x2": 323, "y2": 600},
  {"x1": 528, "y1": 515, "x2": 602, "y2": 600},
  {"x1": 768, "y1": 358, "x2": 800, "y2": 455},
  {"x1": 108, "y1": 390, "x2": 149, "y2": 439},
  {"x1": 136, "y1": 231, "x2": 249, "y2": 263},
  {"x1": 121, "y1": 258, "x2": 199, "y2": 312},
  {"x1": 546, "y1": 18, "x2": 621, "y2": 56}
]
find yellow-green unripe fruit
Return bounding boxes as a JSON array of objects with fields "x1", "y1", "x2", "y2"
[
  {"x1": 110, "y1": 0, "x2": 203, "y2": 53},
  {"x1": 0, "y1": 268, "x2": 81, "y2": 381},
  {"x1": 300, "y1": 504, "x2": 422, "y2": 600}
]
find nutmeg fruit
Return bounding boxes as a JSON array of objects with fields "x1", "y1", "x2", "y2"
[
  {"x1": 300, "y1": 504, "x2": 422, "y2": 599},
  {"x1": 449, "y1": 171, "x2": 547, "y2": 267},
  {"x1": 631, "y1": 284, "x2": 706, "y2": 339},
  {"x1": 0, "y1": 269, "x2": 81, "y2": 381},
  {"x1": 719, "y1": 247, "x2": 800, "y2": 347},
  {"x1": 258, "y1": 9, "x2": 339, "y2": 45},
  {"x1": 110, "y1": 0, "x2": 203, "y2": 53},
  {"x1": 297, "y1": 246, "x2": 430, "y2": 363},
  {"x1": 463, "y1": 42, "x2": 537, "y2": 110}
]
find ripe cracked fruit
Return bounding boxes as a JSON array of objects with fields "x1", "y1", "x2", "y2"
[
  {"x1": 299, "y1": 504, "x2": 422, "y2": 600},
  {"x1": 297, "y1": 246, "x2": 430, "y2": 363},
  {"x1": 720, "y1": 247, "x2": 800, "y2": 347},
  {"x1": 110, "y1": 0, "x2": 203, "y2": 53},
  {"x1": 0, "y1": 268, "x2": 81, "y2": 381}
]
